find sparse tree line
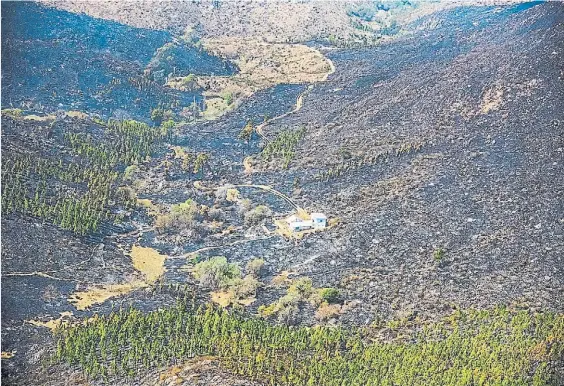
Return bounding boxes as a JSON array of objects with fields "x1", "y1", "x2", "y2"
[
  {"x1": 1, "y1": 119, "x2": 167, "y2": 234},
  {"x1": 1, "y1": 154, "x2": 119, "y2": 234},
  {"x1": 261, "y1": 127, "x2": 306, "y2": 169},
  {"x1": 51, "y1": 301, "x2": 563, "y2": 385},
  {"x1": 314, "y1": 141, "x2": 424, "y2": 182}
]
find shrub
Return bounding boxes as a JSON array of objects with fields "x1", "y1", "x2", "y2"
[
  {"x1": 257, "y1": 303, "x2": 278, "y2": 317},
  {"x1": 318, "y1": 287, "x2": 340, "y2": 304},
  {"x1": 259, "y1": 276, "x2": 315, "y2": 324},
  {"x1": 246, "y1": 258, "x2": 265, "y2": 278},
  {"x1": 222, "y1": 92, "x2": 233, "y2": 106},
  {"x1": 116, "y1": 186, "x2": 136, "y2": 207},
  {"x1": 433, "y1": 247, "x2": 445, "y2": 262},
  {"x1": 231, "y1": 275, "x2": 261, "y2": 299},
  {"x1": 288, "y1": 277, "x2": 313, "y2": 299},
  {"x1": 193, "y1": 256, "x2": 241, "y2": 290},
  {"x1": 277, "y1": 304, "x2": 299, "y2": 325},
  {"x1": 123, "y1": 164, "x2": 139, "y2": 180},
  {"x1": 155, "y1": 199, "x2": 200, "y2": 233},
  {"x1": 2, "y1": 108, "x2": 23, "y2": 117},
  {"x1": 181, "y1": 74, "x2": 196, "y2": 87},
  {"x1": 237, "y1": 198, "x2": 252, "y2": 215},
  {"x1": 226, "y1": 188, "x2": 239, "y2": 202},
  {"x1": 315, "y1": 303, "x2": 341, "y2": 321},
  {"x1": 150, "y1": 108, "x2": 174, "y2": 124},
  {"x1": 238, "y1": 120, "x2": 254, "y2": 142},
  {"x1": 279, "y1": 292, "x2": 300, "y2": 307},
  {"x1": 244, "y1": 205, "x2": 272, "y2": 225},
  {"x1": 159, "y1": 119, "x2": 175, "y2": 137},
  {"x1": 208, "y1": 208, "x2": 223, "y2": 221}
]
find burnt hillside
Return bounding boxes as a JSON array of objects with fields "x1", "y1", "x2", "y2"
[{"x1": 1, "y1": 1, "x2": 563, "y2": 385}]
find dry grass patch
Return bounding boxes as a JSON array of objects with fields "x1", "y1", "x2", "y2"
[
  {"x1": 27, "y1": 311, "x2": 74, "y2": 331},
  {"x1": 315, "y1": 303, "x2": 342, "y2": 321},
  {"x1": 130, "y1": 245, "x2": 167, "y2": 283},
  {"x1": 1, "y1": 351, "x2": 16, "y2": 359},
  {"x1": 481, "y1": 85, "x2": 504, "y2": 114},
  {"x1": 167, "y1": 38, "x2": 333, "y2": 120},
  {"x1": 68, "y1": 282, "x2": 147, "y2": 311}
]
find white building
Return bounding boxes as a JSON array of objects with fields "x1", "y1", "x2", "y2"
[
  {"x1": 310, "y1": 213, "x2": 328, "y2": 229},
  {"x1": 286, "y1": 212, "x2": 327, "y2": 232}
]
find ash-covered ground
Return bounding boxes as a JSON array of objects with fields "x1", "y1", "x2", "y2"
[{"x1": 1, "y1": 1, "x2": 563, "y2": 385}]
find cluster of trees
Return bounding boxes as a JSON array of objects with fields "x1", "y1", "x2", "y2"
[
  {"x1": 315, "y1": 142, "x2": 423, "y2": 182},
  {"x1": 52, "y1": 303, "x2": 563, "y2": 385},
  {"x1": 64, "y1": 119, "x2": 167, "y2": 168},
  {"x1": 192, "y1": 257, "x2": 264, "y2": 305},
  {"x1": 193, "y1": 256, "x2": 242, "y2": 289},
  {"x1": 167, "y1": 147, "x2": 210, "y2": 177},
  {"x1": 154, "y1": 199, "x2": 201, "y2": 233},
  {"x1": 107, "y1": 119, "x2": 170, "y2": 163},
  {"x1": 243, "y1": 205, "x2": 272, "y2": 226},
  {"x1": 261, "y1": 127, "x2": 306, "y2": 168},
  {"x1": 2, "y1": 118, "x2": 167, "y2": 235},
  {"x1": 258, "y1": 277, "x2": 341, "y2": 325},
  {"x1": 1, "y1": 154, "x2": 122, "y2": 234}
]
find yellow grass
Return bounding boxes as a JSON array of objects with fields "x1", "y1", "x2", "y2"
[
  {"x1": 65, "y1": 110, "x2": 89, "y2": 119},
  {"x1": 27, "y1": 311, "x2": 74, "y2": 331},
  {"x1": 271, "y1": 270, "x2": 295, "y2": 287},
  {"x1": 226, "y1": 188, "x2": 240, "y2": 202},
  {"x1": 202, "y1": 96, "x2": 231, "y2": 120},
  {"x1": 129, "y1": 245, "x2": 166, "y2": 283},
  {"x1": 68, "y1": 282, "x2": 147, "y2": 311},
  {"x1": 211, "y1": 290, "x2": 256, "y2": 307},
  {"x1": 238, "y1": 297, "x2": 257, "y2": 307},
  {"x1": 23, "y1": 114, "x2": 56, "y2": 122},
  {"x1": 211, "y1": 291, "x2": 234, "y2": 307},
  {"x1": 481, "y1": 86, "x2": 504, "y2": 114},
  {"x1": 65, "y1": 245, "x2": 166, "y2": 310},
  {"x1": 136, "y1": 198, "x2": 159, "y2": 216},
  {"x1": 1, "y1": 351, "x2": 16, "y2": 359},
  {"x1": 137, "y1": 198, "x2": 154, "y2": 208}
]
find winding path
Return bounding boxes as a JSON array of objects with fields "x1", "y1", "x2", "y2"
[{"x1": 245, "y1": 56, "x2": 335, "y2": 174}]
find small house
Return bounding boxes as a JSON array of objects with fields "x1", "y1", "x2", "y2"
[
  {"x1": 310, "y1": 213, "x2": 328, "y2": 229},
  {"x1": 289, "y1": 219, "x2": 313, "y2": 232},
  {"x1": 286, "y1": 212, "x2": 328, "y2": 233}
]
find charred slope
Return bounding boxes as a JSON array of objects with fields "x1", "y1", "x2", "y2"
[
  {"x1": 1, "y1": 2, "x2": 235, "y2": 122},
  {"x1": 252, "y1": 2, "x2": 564, "y2": 320},
  {"x1": 1, "y1": 2, "x2": 563, "y2": 385}
]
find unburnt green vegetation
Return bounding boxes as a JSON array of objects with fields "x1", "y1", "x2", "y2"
[
  {"x1": 314, "y1": 141, "x2": 423, "y2": 182},
  {"x1": 1, "y1": 155, "x2": 121, "y2": 234},
  {"x1": 261, "y1": 127, "x2": 306, "y2": 168},
  {"x1": 193, "y1": 256, "x2": 241, "y2": 290},
  {"x1": 192, "y1": 257, "x2": 264, "y2": 299},
  {"x1": 238, "y1": 120, "x2": 255, "y2": 142},
  {"x1": 52, "y1": 304, "x2": 564, "y2": 385},
  {"x1": 65, "y1": 119, "x2": 169, "y2": 167},
  {"x1": 154, "y1": 199, "x2": 201, "y2": 233},
  {"x1": 1, "y1": 118, "x2": 167, "y2": 234}
]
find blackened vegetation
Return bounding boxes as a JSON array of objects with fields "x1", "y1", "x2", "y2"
[
  {"x1": 1, "y1": 2, "x2": 564, "y2": 385},
  {"x1": 1, "y1": 115, "x2": 167, "y2": 234},
  {"x1": 0, "y1": 2, "x2": 235, "y2": 122}
]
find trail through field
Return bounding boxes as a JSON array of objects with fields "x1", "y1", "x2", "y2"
[{"x1": 246, "y1": 57, "x2": 334, "y2": 173}]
